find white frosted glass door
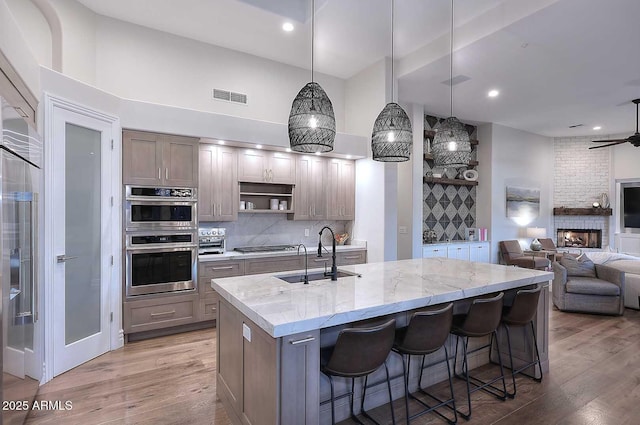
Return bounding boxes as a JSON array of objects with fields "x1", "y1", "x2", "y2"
[{"x1": 64, "y1": 124, "x2": 101, "y2": 344}]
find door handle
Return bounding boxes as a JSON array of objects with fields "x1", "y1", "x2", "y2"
[
  {"x1": 165, "y1": 168, "x2": 169, "y2": 180},
  {"x1": 57, "y1": 255, "x2": 79, "y2": 263}
]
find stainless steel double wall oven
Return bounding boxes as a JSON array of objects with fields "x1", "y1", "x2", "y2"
[{"x1": 124, "y1": 186, "x2": 197, "y2": 297}]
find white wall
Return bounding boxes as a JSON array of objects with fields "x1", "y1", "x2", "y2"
[
  {"x1": 486, "y1": 123, "x2": 554, "y2": 262},
  {"x1": 93, "y1": 16, "x2": 346, "y2": 132},
  {"x1": 5, "y1": 0, "x2": 52, "y2": 68},
  {"x1": 346, "y1": 59, "x2": 388, "y2": 263},
  {"x1": 0, "y1": 0, "x2": 40, "y2": 95}
]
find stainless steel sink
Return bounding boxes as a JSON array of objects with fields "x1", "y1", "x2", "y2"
[{"x1": 276, "y1": 269, "x2": 359, "y2": 283}]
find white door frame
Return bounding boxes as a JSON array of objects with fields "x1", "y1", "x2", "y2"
[{"x1": 42, "y1": 93, "x2": 123, "y2": 383}]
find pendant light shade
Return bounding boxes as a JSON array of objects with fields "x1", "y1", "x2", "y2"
[
  {"x1": 372, "y1": 102, "x2": 412, "y2": 161},
  {"x1": 431, "y1": 0, "x2": 471, "y2": 167},
  {"x1": 371, "y1": 0, "x2": 412, "y2": 162},
  {"x1": 431, "y1": 116, "x2": 471, "y2": 167},
  {"x1": 288, "y1": 0, "x2": 335, "y2": 153},
  {"x1": 288, "y1": 82, "x2": 336, "y2": 153}
]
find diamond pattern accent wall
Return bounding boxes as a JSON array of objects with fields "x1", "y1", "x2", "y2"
[{"x1": 423, "y1": 114, "x2": 478, "y2": 243}]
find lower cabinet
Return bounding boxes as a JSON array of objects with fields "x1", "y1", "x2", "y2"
[
  {"x1": 198, "y1": 259, "x2": 245, "y2": 321},
  {"x1": 245, "y1": 255, "x2": 303, "y2": 275},
  {"x1": 422, "y1": 242, "x2": 490, "y2": 263},
  {"x1": 123, "y1": 293, "x2": 199, "y2": 334}
]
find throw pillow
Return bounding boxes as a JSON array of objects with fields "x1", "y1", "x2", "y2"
[{"x1": 560, "y1": 254, "x2": 597, "y2": 277}]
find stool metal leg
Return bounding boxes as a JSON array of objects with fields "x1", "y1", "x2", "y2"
[
  {"x1": 328, "y1": 374, "x2": 336, "y2": 425},
  {"x1": 504, "y1": 321, "x2": 543, "y2": 398},
  {"x1": 359, "y1": 362, "x2": 396, "y2": 425}
]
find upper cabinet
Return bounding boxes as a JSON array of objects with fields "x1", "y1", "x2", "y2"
[
  {"x1": 123, "y1": 130, "x2": 198, "y2": 187},
  {"x1": 327, "y1": 159, "x2": 355, "y2": 220},
  {"x1": 199, "y1": 144, "x2": 238, "y2": 221},
  {"x1": 237, "y1": 149, "x2": 295, "y2": 184},
  {"x1": 292, "y1": 155, "x2": 327, "y2": 220}
]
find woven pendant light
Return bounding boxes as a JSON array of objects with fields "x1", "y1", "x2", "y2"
[
  {"x1": 431, "y1": 0, "x2": 471, "y2": 167},
  {"x1": 371, "y1": 0, "x2": 412, "y2": 162},
  {"x1": 288, "y1": 0, "x2": 335, "y2": 153}
]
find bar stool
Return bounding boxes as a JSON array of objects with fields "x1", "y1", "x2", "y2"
[
  {"x1": 499, "y1": 285, "x2": 543, "y2": 398},
  {"x1": 450, "y1": 292, "x2": 507, "y2": 420},
  {"x1": 393, "y1": 303, "x2": 457, "y2": 425},
  {"x1": 321, "y1": 318, "x2": 397, "y2": 425}
]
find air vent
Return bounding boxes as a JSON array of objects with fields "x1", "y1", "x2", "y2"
[
  {"x1": 441, "y1": 75, "x2": 471, "y2": 86},
  {"x1": 213, "y1": 88, "x2": 248, "y2": 105}
]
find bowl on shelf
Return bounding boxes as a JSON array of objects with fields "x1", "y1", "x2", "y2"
[{"x1": 335, "y1": 233, "x2": 349, "y2": 245}]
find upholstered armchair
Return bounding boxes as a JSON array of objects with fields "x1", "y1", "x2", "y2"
[
  {"x1": 498, "y1": 240, "x2": 549, "y2": 270},
  {"x1": 552, "y1": 256, "x2": 624, "y2": 316}
]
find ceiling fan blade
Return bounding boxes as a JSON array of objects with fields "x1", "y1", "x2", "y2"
[
  {"x1": 589, "y1": 140, "x2": 627, "y2": 149},
  {"x1": 591, "y1": 139, "x2": 626, "y2": 143}
]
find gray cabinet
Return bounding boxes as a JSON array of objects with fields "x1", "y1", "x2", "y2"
[
  {"x1": 244, "y1": 254, "x2": 303, "y2": 275},
  {"x1": 327, "y1": 158, "x2": 355, "y2": 220},
  {"x1": 198, "y1": 259, "x2": 244, "y2": 322},
  {"x1": 293, "y1": 155, "x2": 327, "y2": 220},
  {"x1": 199, "y1": 144, "x2": 238, "y2": 221},
  {"x1": 123, "y1": 293, "x2": 199, "y2": 334},
  {"x1": 123, "y1": 130, "x2": 198, "y2": 187},
  {"x1": 238, "y1": 149, "x2": 295, "y2": 184}
]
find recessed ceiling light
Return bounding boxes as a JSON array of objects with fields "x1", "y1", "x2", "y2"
[
  {"x1": 346, "y1": 155, "x2": 352, "y2": 159},
  {"x1": 285, "y1": 148, "x2": 292, "y2": 152},
  {"x1": 256, "y1": 144, "x2": 262, "y2": 149},
  {"x1": 593, "y1": 126, "x2": 602, "y2": 130},
  {"x1": 282, "y1": 22, "x2": 294, "y2": 32},
  {"x1": 218, "y1": 140, "x2": 225, "y2": 145},
  {"x1": 488, "y1": 90, "x2": 499, "y2": 98},
  {"x1": 314, "y1": 151, "x2": 321, "y2": 156}
]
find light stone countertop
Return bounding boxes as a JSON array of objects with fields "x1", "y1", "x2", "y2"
[
  {"x1": 212, "y1": 257, "x2": 553, "y2": 338},
  {"x1": 199, "y1": 244, "x2": 366, "y2": 262}
]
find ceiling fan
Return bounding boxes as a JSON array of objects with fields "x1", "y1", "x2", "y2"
[{"x1": 589, "y1": 99, "x2": 640, "y2": 149}]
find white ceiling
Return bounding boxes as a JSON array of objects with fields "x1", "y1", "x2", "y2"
[{"x1": 76, "y1": 0, "x2": 640, "y2": 138}]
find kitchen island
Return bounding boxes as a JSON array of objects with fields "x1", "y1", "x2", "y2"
[{"x1": 212, "y1": 257, "x2": 553, "y2": 425}]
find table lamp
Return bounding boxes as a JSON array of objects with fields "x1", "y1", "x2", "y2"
[{"x1": 526, "y1": 227, "x2": 546, "y2": 251}]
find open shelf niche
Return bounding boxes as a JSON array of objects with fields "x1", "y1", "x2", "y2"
[{"x1": 239, "y1": 182, "x2": 294, "y2": 213}]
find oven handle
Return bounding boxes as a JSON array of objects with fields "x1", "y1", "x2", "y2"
[{"x1": 126, "y1": 244, "x2": 197, "y2": 252}]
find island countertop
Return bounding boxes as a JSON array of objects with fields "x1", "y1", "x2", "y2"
[{"x1": 212, "y1": 258, "x2": 553, "y2": 338}]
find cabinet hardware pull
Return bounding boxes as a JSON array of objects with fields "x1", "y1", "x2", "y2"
[
  {"x1": 14, "y1": 106, "x2": 29, "y2": 118},
  {"x1": 269, "y1": 169, "x2": 273, "y2": 182},
  {"x1": 165, "y1": 168, "x2": 169, "y2": 180},
  {"x1": 212, "y1": 266, "x2": 234, "y2": 270},
  {"x1": 289, "y1": 336, "x2": 315, "y2": 345},
  {"x1": 313, "y1": 258, "x2": 329, "y2": 262},
  {"x1": 150, "y1": 310, "x2": 176, "y2": 318},
  {"x1": 158, "y1": 168, "x2": 161, "y2": 179},
  {"x1": 344, "y1": 255, "x2": 360, "y2": 259}
]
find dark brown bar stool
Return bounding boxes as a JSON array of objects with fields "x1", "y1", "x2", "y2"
[
  {"x1": 321, "y1": 318, "x2": 397, "y2": 425},
  {"x1": 498, "y1": 285, "x2": 543, "y2": 398},
  {"x1": 450, "y1": 292, "x2": 507, "y2": 420},
  {"x1": 393, "y1": 303, "x2": 457, "y2": 425}
]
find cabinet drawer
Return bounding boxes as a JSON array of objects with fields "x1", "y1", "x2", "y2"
[
  {"x1": 336, "y1": 250, "x2": 366, "y2": 265},
  {"x1": 245, "y1": 255, "x2": 302, "y2": 275},
  {"x1": 199, "y1": 260, "x2": 245, "y2": 279},
  {"x1": 124, "y1": 294, "x2": 197, "y2": 333},
  {"x1": 200, "y1": 296, "x2": 218, "y2": 322}
]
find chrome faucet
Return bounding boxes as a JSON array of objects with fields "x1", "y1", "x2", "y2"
[
  {"x1": 297, "y1": 244, "x2": 309, "y2": 284},
  {"x1": 318, "y1": 226, "x2": 337, "y2": 281}
]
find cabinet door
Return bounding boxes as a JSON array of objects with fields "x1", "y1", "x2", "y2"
[
  {"x1": 336, "y1": 250, "x2": 366, "y2": 265},
  {"x1": 162, "y1": 135, "x2": 198, "y2": 187},
  {"x1": 340, "y1": 160, "x2": 355, "y2": 220},
  {"x1": 447, "y1": 244, "x2": 470, "y2": 260},
  {"x1": 198, "y1": 144, "x2": 216, "y2": 221},
  {"x1": 123, "y1": 130, "x2": 163, "y2": 185},
  {"x1": 469, "y1": 243, "x2": 490, "y2": 263},
  {"x1": 216, "y1": 147, "x2": 239, "y2": 221},
  {"x1": 269, "y1": 152, "x2": 295, "y2": 184},
  {"x1": 293, "y1": 155, "x2": 326, "y2": 220},
  {"x1": 245, "y1": 255, "x2": 303, "y2": 275},
  {"x1": 217, "y1": 299, "x2": 244, "y2": 418},
  {"x1": 238, "y1": 149, "x2": 267, "y2": 182},
  {"x1": 326, "y1": 159, "x2": 341, "y2": 220}
]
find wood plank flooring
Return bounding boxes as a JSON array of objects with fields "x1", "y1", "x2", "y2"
[{"x1": 25, "y1": 306, "x2": 640, "y2": 425}]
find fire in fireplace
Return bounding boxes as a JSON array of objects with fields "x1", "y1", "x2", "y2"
[{"x1": 556, "y1": 229, "x2": 602, "y2": 249}]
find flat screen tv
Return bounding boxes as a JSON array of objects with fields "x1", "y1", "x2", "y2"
[{"x1": 623, "y1": 187, "x2": 640, "y2": 228}]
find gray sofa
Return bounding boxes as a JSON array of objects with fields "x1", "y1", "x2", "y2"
[{"x1": 552, "y1": 261, "x2": 625, "y2": 316}]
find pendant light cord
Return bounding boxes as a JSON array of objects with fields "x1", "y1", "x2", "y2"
[
  {"x1": 311, "y1": 0, "x2": 315, "y2": 83},
  {"x1": 450, "y1": 0, "x2": 454, "y2": 118},
  {"x1": 391, "y1": 0, "x2": 394, "y2": 103}
]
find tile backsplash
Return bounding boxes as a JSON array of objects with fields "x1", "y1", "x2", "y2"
[{"x1": 202, "y1": 215, "x2": 351, "y2": 249}]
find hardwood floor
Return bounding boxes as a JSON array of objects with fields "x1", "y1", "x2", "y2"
[{"x1": 26, "y1": 306, "x2": 640, "y2": 425}]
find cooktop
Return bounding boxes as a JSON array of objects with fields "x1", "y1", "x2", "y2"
[{"x1": 234, "y1": 245, "x2": 298, "y2": 253}]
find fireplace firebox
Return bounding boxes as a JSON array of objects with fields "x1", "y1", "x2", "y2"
[{"x1": 556, "y1": 229, "x2": 602, "y2": 249}]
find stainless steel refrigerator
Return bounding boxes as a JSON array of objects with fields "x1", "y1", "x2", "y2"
[{"x1": 1, "y1": 95, "x2": 42, "y2": 424}]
